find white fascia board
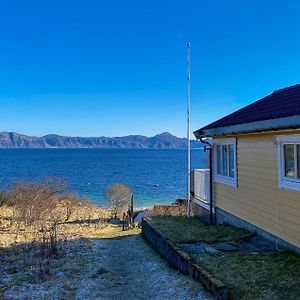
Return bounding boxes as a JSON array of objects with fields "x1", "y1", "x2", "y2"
[{"x1": 196, "y1": 115, "x2": 300, "y2": 138}]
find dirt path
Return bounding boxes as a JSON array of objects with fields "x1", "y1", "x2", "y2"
[
  {"x1": 76, "y1": 235, "x2": 212, "y2": 300},
  {"x1": 3, "y1": 235, "x2": 212, "y2": 300}
]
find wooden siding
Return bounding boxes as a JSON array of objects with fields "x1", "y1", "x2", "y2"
[{"x1": 214, "y1": 131, "x2": 300, "y2": 248}]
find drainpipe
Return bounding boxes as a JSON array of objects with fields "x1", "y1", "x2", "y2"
[{"x1": 198, "y1": 137, "x2": 214, "y2": 225}]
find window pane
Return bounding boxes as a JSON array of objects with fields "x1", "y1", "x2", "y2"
[
  {"x1": 222, "y1": 145, "x2": 228, "y2": 176},
  {"x1": 217, "y1": 145, "x2": 222, "y2": 175},
  {"x1": 229, "y1": 144, "x2": 235, "y2": 178},
  {"x1": 284, "y1": 144, "x2": 295, "y2": 177},
  {"x1": 297, "y1": 145, "x2": 300, "y2": 178}
]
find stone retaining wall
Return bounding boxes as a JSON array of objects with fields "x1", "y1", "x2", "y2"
[
  {"x1": 152, "y1": 204, "x2": 187, "y2": 216},
  {"x1": 142, "y1": 217, "x2": 229, "y2": 300}
]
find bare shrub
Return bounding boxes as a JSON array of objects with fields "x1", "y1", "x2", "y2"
[
  {"x1": 0, "y1": 190, "x2": 16, "y2": 206},
  {"x1": 7, "y1": 179, "x2": 67, "y2": 255},
  {"x1": 106, "y1": 183, "x2": 132, "y2": 218},
  {"x1": 10, "y1": 180, "x2": 64, "y2": 224},
  {"x1": 0, "y1": 192, "x2": 6, "y2": 206},
  {"x1": 0, "y1": 179, "x2": 111, "y2": 284},
  {"x1": 56, "y1": 193, "x2": 80, "y2": 222}
]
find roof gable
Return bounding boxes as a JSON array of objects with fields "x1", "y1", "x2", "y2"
[{"x1": 195, "y1": 84, "x2": 300, "y2": 136}]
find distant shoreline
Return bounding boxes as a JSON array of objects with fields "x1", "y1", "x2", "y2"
[
  {"x1": 0, "y1": 147, "x2": 204, "y2": 150},
  {"x1": 0, "y1": 131, "x2": 202, "y2": 149}
]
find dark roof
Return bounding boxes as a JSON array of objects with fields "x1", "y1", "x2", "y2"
[{"x1": 195, "y1": 84, "x2": 300, "y2": 136}]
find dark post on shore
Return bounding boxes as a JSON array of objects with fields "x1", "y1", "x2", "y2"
[
  {"x1": 130, "y1": 195, "x2": 134, "y2": 224},
  {"x1": 123, "y1": 195, "x2": 134, "y2": 231}
]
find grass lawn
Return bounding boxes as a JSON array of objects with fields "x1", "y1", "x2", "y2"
[
  {"x1": 194, "y1": 252, "x2": 300, "y2": 300},
  {"x1": 149, "y1": 216, "x2": 300, "y2": 299},
  {"x1": 149, "y1": 215, "x2": 252, "y2": 244}
]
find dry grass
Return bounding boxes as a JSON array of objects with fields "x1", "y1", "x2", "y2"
[
  {"x1": 1, "y1": 236, "x2": 211, "y2": 300},
  {"x1": 0, "y1": 204, "x2": 216, "y2": 300},
  {"x1": 0, "y1": 180, "x2": 144, "y2": 299},
  {"x1": 0, "y1": 203, "x2": 140, "y2": 299},
  {"x1": 0, "y1": 204, "x2": 112, "y2": 247}
]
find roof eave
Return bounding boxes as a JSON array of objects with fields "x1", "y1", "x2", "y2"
[{"x1": 194, "y1": 115, "x2": 300, "y2": 138}]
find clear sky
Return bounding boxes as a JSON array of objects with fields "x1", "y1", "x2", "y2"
[{"x1": 1, "y1": 0, "x2": 300, "y2": 138}]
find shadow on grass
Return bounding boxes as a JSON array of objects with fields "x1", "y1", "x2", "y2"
[
  {"x1": 59, "y1": 218, "x2": 109, "y2": 225},
  {"x1": 149, "y1": 215, "x2": 253, "y2": 244},
  {"x1": 0, "y1": 223, "x2": 141, "y2": 298},
  {"x1": 59, "y1": 217, "x2": 123, "y2": 226}
]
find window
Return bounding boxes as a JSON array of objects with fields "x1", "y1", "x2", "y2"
[
  {"x1": 278, "y1": 135, "x2": 300, "y2": 192},
  {"x1": 284, "y1": 144, "x2": 295, "y2": 177},
  {"x1": 214, "y1": 138, "x2": 237, "y2": 187}
]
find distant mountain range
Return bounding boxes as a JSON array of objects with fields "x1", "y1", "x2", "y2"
[{"x1": 0, "y1": 132, "x2": 202, "y2": 149}]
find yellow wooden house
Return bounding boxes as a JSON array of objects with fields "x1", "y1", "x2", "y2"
[{"x1": 193, "y1": 84, "x2": 300, "y2": 254}]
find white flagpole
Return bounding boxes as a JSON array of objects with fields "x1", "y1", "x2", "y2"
[{"x1": 187, "y1": 42, "x2": 191, "y2": 218}]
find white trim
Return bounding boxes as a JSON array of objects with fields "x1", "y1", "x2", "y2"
[
  {"x1": 213, "y1": 137, "x2": 236, "y2": 144},
  {"x1": 213, "y1": 138, "x2": 237, "y2": 188},
  {"x1": 193, "y1": 197, "x2": 215, "y2": 213},
  {"x1": 277, "y1": 134, "x2": 300, "y2": 143},
  {"x1": 280, "y1": 180, "x2": 300, "y2": 192},
  {"x1": 196, "y1": 115, "x2": 300, "y2": 137},
  {"x1": 214, "y1": 175, "x2": 237, "y2": 188},
  {"x1": 277, "y1": 134, "x2": 300, "y2": 192}
]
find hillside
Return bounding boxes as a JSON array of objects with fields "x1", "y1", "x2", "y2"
[{"x1": 0, "y1": 131, "x2": 202, "y2": 149}]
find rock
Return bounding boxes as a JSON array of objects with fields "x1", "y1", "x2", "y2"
[
  {"x1": 180, "y1": 242, "x2": 219, "y2": 254},
  {"x1": 214, "y1": 242, "x2": 239, "y2": 252}
]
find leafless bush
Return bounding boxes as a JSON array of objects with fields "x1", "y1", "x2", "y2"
[
  {"x1": 10, "y1": 180, "x2": 64, "y2": 222},
  {"x1": 0, "y1": 190, "x2": 16, "y2": 206},
  {"x1": 0, "y1": 179, "x2": 110, "y2": 283},
  {"x1": 106, "y1": 183, "x2": 132, "y2": 218},
  {"x1": 56, "y1": 193, "x2": 81, "y2": 222},
  {"x1": 6, "y1": 180, "x2": 68, "y2": 256},
  {"x1": 0, "y1": 192, "x2": 5, "y2": 206}
]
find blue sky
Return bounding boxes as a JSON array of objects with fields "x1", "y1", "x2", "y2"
[{"x1": 1, "y1": 0, "x2": 300, "y2": 137}]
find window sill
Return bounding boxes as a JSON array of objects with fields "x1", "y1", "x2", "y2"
[
  {"x1": 215, "y1": 175, "x2": 237, "y2": 188},
  {"x1": 279, "y1": 179, "x2": 300, "y2": 192}
]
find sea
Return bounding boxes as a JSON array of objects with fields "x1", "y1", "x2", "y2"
[{"x1": 0, "y1": 148, "x2": 208, "y2": 208}]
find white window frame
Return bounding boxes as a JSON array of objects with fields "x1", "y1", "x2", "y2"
[
  {"x1": 277, "y1": 134, "x2": 300, "y2": 192},
  {"x1": 213, "y1": 138, "x2": 237, "y2": 188}
]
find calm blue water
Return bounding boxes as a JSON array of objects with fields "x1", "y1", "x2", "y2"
[{"x1": 0, "y1": 149, "x2": 208, "y2": 208}]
